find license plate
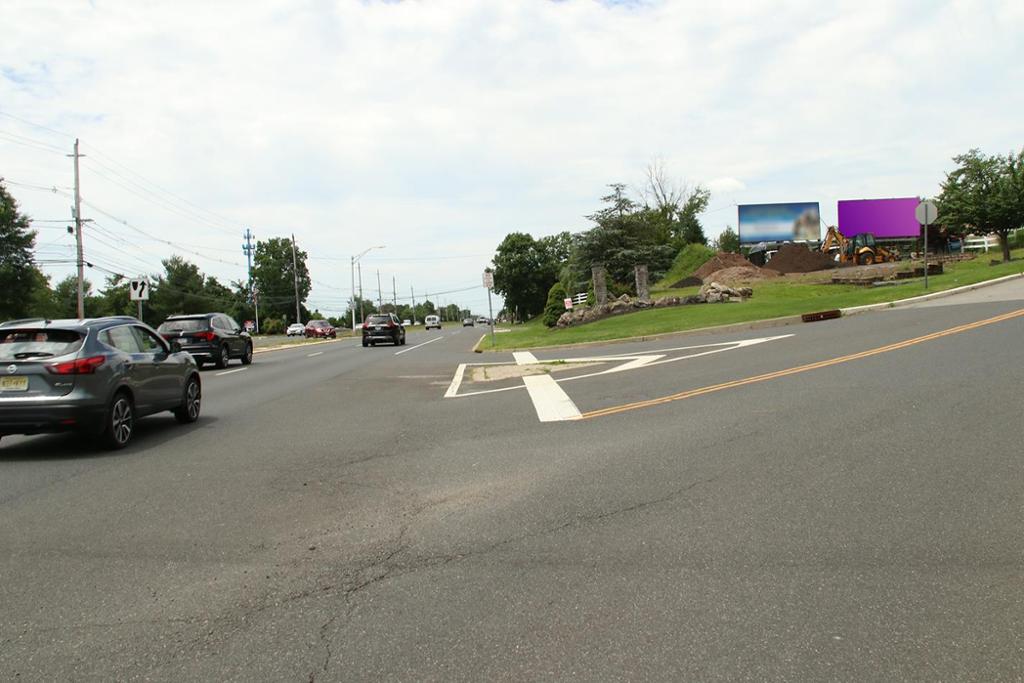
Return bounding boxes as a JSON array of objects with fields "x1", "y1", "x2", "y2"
[
  {"x1": 0, "y1": 376, "x2": 29, "y2": 392},
  {"x1": 374, "y1": 326, "x2": 381, "y2": 331}
]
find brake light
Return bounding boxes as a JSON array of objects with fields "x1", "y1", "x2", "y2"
[
  {"x1": 47, "y1": 355, "x2": 106, "y2": 375},
  {"x1": 362, "y1": 322, "x2": 370, "y2": 329},
  {"x1": 193, "y1": 331, "x2": 216, "y2": 342}
]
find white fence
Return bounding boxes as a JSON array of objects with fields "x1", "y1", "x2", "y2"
[
  {"x1": 572, "y1": 292, "x2": 588, "y2": 305},
  {"x1": 963, "y1": 234, "x2": 1000, "y2": 252}
]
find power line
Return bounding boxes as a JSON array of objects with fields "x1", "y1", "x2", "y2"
[
  {"x1": 81, "y1": 155, "x2": 242, "y2": 237},
  {"x1": 81, "y1": 141, "x2": 247, "y2": 233},
  {"x1": 0, "y1": 110, "x2": 74, "y2": 138},
  {"x1": 0, "y1": 129, "x2": 67, "y2": 155}
]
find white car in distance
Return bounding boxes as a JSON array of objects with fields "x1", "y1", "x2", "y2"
[{"x1": 286, "y1": 322, "x2": 306, "y2": 337}]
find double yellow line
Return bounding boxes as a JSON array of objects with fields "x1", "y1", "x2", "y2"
[{"x1": 580, "y1": 307, "x2": 1024, "y2": 420}]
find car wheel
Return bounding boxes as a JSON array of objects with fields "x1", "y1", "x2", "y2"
[
  {"x1": 101, "y1": 391, "x2": 134, "y2": 450},
  {"x1": 371, "y1": 341, "x2": 376, "y2": 347},
  {"x1": 400, "y1": 333, "x2": 406, "y2": 345},
  {"x1": 174, "y1": 376, "x2": 201, "y2": 424},
  {"x1": 241, "y1": 343, "x2": 253, "y2": 365},
  {"x1": 362, "y1": 340, "x2": 368, "y2": 347},
  {"x1": 215, "y1": 344, "x2": 230, "y2": 369}
]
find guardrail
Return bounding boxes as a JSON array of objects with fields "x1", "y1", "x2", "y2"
[{"x1": 963, "y1": 234, "x2": 1000, "y2": 252}]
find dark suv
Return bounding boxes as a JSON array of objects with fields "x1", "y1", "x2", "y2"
[
  {"x1": 0, "y1": 316, "x2": 201, "y2": 450},
  {"x1": 157, "y1": 313, "x2": 253, "y2": 368},
  {"x1": 362, "y1": 313, "x2": 406, "y2": 347}
]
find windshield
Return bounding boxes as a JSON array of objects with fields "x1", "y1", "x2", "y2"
[
  {"x1": 0, "y1": 329, "x2": 84, "y2": 361},
  {"x1": 158, "y1": 319, "x2": 208, "y2": 333},
  {"x1": 367, "y1": 315, "x2": 391, "y2": 324}
]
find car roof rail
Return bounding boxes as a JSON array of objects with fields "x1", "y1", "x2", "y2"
[{"x1": 0, "y1": 317, "x2": 49, "y2": 328}]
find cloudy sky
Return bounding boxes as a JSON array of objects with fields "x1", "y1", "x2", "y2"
[{"x1": 2, "y1": 0, "x2": 1021, "y2": 316}]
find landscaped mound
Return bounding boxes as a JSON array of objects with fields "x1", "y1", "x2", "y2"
[
  {"x1": 708, "y1": 265, "x2": 779, "y2": 283},
  {"x1": 763, "y1": 243, "x2": 837, "y2": 273},
  {"x1": 555, "y1": 284, "x2": 753, "y2": 328},
  {"x1": 655, "y1": 243, "x2": 716, "y2": 288},
  {"x1": 694, "y1": 252, "x2": 753, "y2": 281}
]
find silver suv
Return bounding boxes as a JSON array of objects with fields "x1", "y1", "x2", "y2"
[{"x1": 0, "y1": 316, "x2": 201, "y2": 450}]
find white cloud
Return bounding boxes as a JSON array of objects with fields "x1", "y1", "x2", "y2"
[{"x1": 2, "y1": 0, "x2": 1022, "y2": 314}]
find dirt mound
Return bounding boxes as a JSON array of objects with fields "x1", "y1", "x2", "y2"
[
  {"x1": 668, "y1": 276, "x2": 703, "y2": 288},
  {"x1": 763, "y1": 243, "x2": 836, "y2": 273},
  {"x1": 694, "y1": 252, "x2": 752, "y2": 281},
  {"x1": 706, "y1": 266, "x2": 779, "y2": 284}
]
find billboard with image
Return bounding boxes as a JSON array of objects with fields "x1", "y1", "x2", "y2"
[
  {"x1": 838, "y1": 197, "x2": 921, "y2": 238},
  {"x1": 738, "y1": 202, "x2": 820, "y2": 244}
]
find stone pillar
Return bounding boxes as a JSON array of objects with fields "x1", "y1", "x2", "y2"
[
  {"x1": 634, "y1": 264, "x2": 650, "y2": 303},
  {"x1": 591, "y1": 265, "x2": 607, "y2": 305}
]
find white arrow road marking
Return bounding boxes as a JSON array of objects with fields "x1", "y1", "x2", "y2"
[
  {"x1": 444, "y1": 334, "x2": 796, "y2": 421},
  {"x1": 522, "y1": 374, "x2": 582, "y2": 422}
]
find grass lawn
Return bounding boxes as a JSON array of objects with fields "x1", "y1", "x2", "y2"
[{"x1": 482, "y1": 250, "x2": 1024, "y2": 351}]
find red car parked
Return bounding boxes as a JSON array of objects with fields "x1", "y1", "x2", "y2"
[{"x1": 304, "y1": 320, "x2": 337, "y2": 338}]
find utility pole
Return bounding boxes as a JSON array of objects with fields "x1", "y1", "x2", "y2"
[
  {"x1": 242, "y1": 228, "x2": 257, "y2": 332},
  {"x1": 291, "y1": 233, "x2": 301, "y2": 324},
  {"x1": 410, "y1": 286, "x2": 417, "y2": 324},
  {"x1": 358, "y1": 261, "x2": 364, "y2": 321},
  {"x1": 392, "y1": 275, "x2": 397, "y2": 311},
  {"x1": 376, "y1": 269, "x2": 383, "y2": 311},
  {"x1": 69, "y1": 139, "x2": 85, "y2": 318}
]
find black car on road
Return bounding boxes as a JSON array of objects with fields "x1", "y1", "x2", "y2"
[
  {"x1": 362, "y1": 313, "x2": 406, "y2": 347},
  {"x1": 158, "y1": 313, "x2": 253, "y2": 368},
  {"x1": 0, "y1": 316, "x2": 201, "y2": 450}
]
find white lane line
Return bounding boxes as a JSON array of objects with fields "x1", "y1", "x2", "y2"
[
  {"x1": 513, "y1": 351, "x2": 538, "y2": 365},
  {"x1": 522, "y1": 374, "x2": 582, "y2": 422},
  {"x1": 307, "y1": 351, "x2": 324, "y2": 357},
  {"x1": 444, "y1": 363, "x2": 467, "y2": 397},
  {"x1": 395, "y1": 335, "x2": 444, "y2": 355},
  {"x1": 215, "y1": 368, "x2": 248, "y2": 377}
]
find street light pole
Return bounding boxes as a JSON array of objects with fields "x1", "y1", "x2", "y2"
[{"x1": 350, "y1": 245, "x2": 385, "y2": 332}]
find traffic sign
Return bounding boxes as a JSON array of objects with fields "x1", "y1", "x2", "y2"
[
  {"x1": 482, "y1": 270, "x2": 494, "y2": 289},
  {"x1": 564, "y1": 297, "x2": 573, "y2": 310},
  {"x1": 915, "y1": 200, "x2": 938, "y2": 225},
  {"x1": 129, "y1": 277, "x2": 150, "y2": 301}
]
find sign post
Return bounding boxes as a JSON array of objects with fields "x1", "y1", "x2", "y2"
[
  {"x1": 483, "y1": 269, "x2": 495, "y2": 348},
  {"x1": 915, "y1": 200, "x2": 938, "y2": 290},
  {"x1": 129, "y1": 276, "x2": 150, "y2": 322}
]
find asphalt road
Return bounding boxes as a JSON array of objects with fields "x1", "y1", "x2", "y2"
[{"x1": 2, "y1": 283, "x2": 1023, "y2": 681}]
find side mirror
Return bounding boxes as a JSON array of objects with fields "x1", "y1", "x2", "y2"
[{"x1": 170, "y1": 340, "x2": 182, "y2": 354}]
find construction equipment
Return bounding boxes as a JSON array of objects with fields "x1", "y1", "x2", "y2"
[{"x1": 821, "y1": 226, "x2": 899, "y2": 265}]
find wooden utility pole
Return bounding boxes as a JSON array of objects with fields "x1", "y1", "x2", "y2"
[
  {"x1": 69, "y1": 139, "x2": 85, "y2": 318},
  {"x1": 291, "y1": 233, "x2": 301, "y2": 323}
]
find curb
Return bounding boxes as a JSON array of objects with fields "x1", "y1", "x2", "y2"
[
  {"x1": 839, "y1": 272, "x2": 1024, "y2": 317},
  {"x1": 252, "y1": 336, "x2": 355, "y2": 355},
  {"x1": 478, "y1": 272, "x2": 1024, "y2": 353}
]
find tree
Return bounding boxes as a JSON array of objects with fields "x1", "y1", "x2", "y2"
[
  {"x1": 542, "y1": 281, "x2": 568, "y2": 328},
  {"x1": 939, "y1": 148, "x2": 1024, "y2": 262},
  {"x1": 51, "y1": 275, "x2": 91, "y2": 319},
  {"x1": 676, "y1": 186, "x2": 711, "y2": 247},
  {"x1": 0, "y1": 180, "x2": 46, "y2": 320},
  {"x1": 717, "y1": 226, "x2": 740, "y2": 253},
  {"x1": 252, "y1": 237, "x2": 311, "y2": 322},
  {"x1": 492, "y1": 232, "x2": 561, "y2": 321}
]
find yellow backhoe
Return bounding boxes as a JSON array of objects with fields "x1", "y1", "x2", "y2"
[{"x1": 821, "y1": 226, "x2": 899, "y2": 265}]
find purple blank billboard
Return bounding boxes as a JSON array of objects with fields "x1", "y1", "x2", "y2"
[{"x1": 838, "y1": 197, "x2": 921, "y2": 239}]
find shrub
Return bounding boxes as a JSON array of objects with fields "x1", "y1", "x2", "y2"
[
  {"x1": 262, "y1": 317, "x2": 285, "y2": 335},
  {"x1": 542, "y1": 282, "x2": 568, "y2": 328}
]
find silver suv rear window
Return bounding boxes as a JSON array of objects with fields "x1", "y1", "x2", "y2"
[{"x1": 0, "y1": 329, "x2": 84, "y2": 361}]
